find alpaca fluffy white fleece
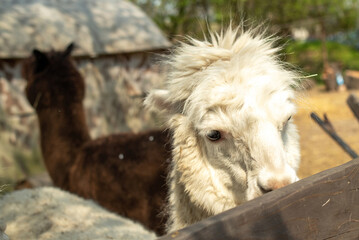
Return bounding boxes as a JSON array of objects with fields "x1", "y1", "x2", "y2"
[
  {"x1": 0, "y1": 187, "x2": 156, "y2": 240},
  {"x1": 145, "y1": 25, "x2": 301, "y2": 232}
]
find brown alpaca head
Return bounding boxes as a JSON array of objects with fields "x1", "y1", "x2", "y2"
[{"x1": 22, "y1": 43, "x2": 85, "y2": 110}]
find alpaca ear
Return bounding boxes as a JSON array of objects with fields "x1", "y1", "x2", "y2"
[
  {"x1": 63, "y1": 42, "x2": 75, "y2": 57},
  {"x1": 33, "y1": 49, "x2": 49, "y2": 73},
  {"x1": 144, "y1": 89, "x2": 182, "y2": 115}
]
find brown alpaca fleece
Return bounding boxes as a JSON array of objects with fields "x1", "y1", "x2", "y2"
[{"x1": 22, "y1": 43, "x2": 171, "y2": 235}]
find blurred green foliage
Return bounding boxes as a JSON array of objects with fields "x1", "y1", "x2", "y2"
[
  {"x1": 284, "y1": 40, "x2": 359, "y2": 84},
  {"x1": 131, "y1": 0, "x2": 359, "y2": 86},
  {"x1": 131, "y1": 0, "x2": 359, "y2": 41}
]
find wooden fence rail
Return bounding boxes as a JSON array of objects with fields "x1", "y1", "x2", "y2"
[{"x1": 159, "y1": 158, "x2": 359, "y2": 240}]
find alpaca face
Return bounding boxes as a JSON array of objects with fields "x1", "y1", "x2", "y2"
[
  {"x1": 173, "y1": 60, "x2": 299, "y2": 203},
  {"x1": 189, "y1": 71, "x2": 300, "y2": 202},
  {"x1": 147, "y1": 75, "x2": 300, "y2": 205},
  {"x1": 22, "y1": 43, "x2": 85, "y2": 110}
]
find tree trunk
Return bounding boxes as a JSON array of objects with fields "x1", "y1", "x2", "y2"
[{"x1": 320, "y1": 20, "x2": 336, "y2": 91}]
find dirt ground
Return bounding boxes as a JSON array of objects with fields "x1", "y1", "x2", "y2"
[{"x1": 294, "y1": 86, "x2": 359, "y2": 179}]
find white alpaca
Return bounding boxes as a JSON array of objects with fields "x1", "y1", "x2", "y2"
[
  {"x1": 0, "y1": 187, "x2": 156, "y2": 240},
  {"x1": 145, "y1": 25, "x2": 301, "y2": 232}
]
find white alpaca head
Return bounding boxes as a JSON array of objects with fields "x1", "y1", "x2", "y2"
[{"x1": 145, "y1": 26, "x2": 300, "y2": 214}]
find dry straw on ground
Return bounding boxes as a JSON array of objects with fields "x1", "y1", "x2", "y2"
[{"x1": 295, "y1": 86, "x2": 359, "y2": 178}]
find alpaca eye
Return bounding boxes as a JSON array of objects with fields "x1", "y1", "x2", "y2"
[
  {"x1": 206, "y1": 130, "x2": 221, "y2": 141},
  {"x1": 280, "y1": 116, "x2": 292, "y2": 131}
]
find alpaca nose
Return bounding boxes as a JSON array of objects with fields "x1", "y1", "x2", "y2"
[
  {"x1": 257, "y1": 163, "x2": 299, "y2": 194},
  {"x1": 257, "y1": 178, "x2": 292, "y2": 194},
  {"x1": 257, "y1": 170, "x2": 297, "y2": 194}
]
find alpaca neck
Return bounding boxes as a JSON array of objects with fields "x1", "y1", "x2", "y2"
[
  {"x1": 36, "y1": 103, "x2": 91, "y2": 188},
  {"x1": 168, "y1": 145, "x2": 236, "y2": 232},
  {"x1": 166, "y1": 115, "x2": 236, "y2": 232},
  {"x1": 167, "y1": 172, "x2": 212, "y2": 232}
]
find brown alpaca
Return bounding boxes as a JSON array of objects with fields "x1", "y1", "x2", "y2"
[{"x1": 22, "y1": 43, "x2": 171, "y2": 235}]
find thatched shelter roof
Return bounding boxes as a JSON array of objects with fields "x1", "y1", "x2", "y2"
[{"x1": 0, "y1": 0, "x2": 171, "y2": 58}]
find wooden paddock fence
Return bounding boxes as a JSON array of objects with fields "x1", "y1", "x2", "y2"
[{"x1": 159, "y1": 158, "x2": 359, "y2": 240}]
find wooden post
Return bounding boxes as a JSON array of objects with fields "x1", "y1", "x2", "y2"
[
  {"x1": 159, "y1": 158, "x2": 359, "y2": 240},
  {"x1": 347, "y1": 94, "x2": 359, "y2": 121},
  {"x1": 310, "y1": 112, "x2": 358, "y2": 159}
]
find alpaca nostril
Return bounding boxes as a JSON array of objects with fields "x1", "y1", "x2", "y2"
[
  {"x1": 258, "y1": 177, "x2": 293, "y2": 194},
  {"x1": 258, "y1": 184, "x2": 272, "y2": 194}
]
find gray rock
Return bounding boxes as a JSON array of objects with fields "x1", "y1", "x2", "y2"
[{"x1": 0, "y1": 0, "x2": 171, "y2": 58}]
